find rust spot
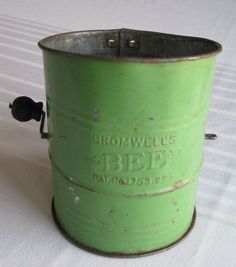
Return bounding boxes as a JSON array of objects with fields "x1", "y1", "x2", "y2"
[
  {"x1": 122, "y1": 227, "x2": 128, "y2": 233},
  {"x1": 52, "y1": 194, "x2": 197, "y2": 257},
  {"x1": 109, "y1": 209, "x2": 114, "y2": 214},
  {"x1": 133, "y1": 128, "x2": 139, "y2": 131},
  {"x1": 101, "y1": 221, "x2": 109, "y2": 226},
  {"x1": 58, "y1": 135, "x2": 67, "y2": 139},
  {"x1": 92, "y1": 107, "x2": 100, "y2": 121},
  {"x1": 148, "y1": 117, "x2": 154, "y2": 121},
  {"x1": 172, "y1": 200, "x2": 177, "y2": 206},
  {"x1": 119, "y1": 178, "x2": 129, "y2": 186}
]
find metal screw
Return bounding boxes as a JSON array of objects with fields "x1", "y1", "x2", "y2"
[{"x1": 128, "y1": 40, "x2": 137, "y2": 48}]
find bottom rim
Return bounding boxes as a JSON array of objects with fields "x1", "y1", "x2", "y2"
[{"x1": 51, "y1": 198, "x2": 196, "y2": 258}]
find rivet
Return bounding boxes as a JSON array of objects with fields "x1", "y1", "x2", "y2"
[
  {"x1": 107, "y1": 39, "x2": 116, "y2": 48},
  {"x1": 128, "y1": 40, "x2": 137, "y2": 48}
]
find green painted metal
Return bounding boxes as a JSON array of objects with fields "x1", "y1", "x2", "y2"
[{"x1": 39, "y1": 30, "x2": 221, "y2": 255}]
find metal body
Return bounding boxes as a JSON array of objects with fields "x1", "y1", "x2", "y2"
[{"x1": 37, "y1": 29, "x2": 221, "y2": 255}]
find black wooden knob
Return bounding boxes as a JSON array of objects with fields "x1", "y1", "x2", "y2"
[{"x1": 9, "y1": 96, "x2": 43, "y2": 122}]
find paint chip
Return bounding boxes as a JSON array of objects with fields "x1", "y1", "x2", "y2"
[{"x1": 73, "y1": 196, "x2": 80, "y2": 204}]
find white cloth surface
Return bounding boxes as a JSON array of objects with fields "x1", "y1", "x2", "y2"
[{"x1": 0, "y1": 1, "x2": 236, "y2": 266}]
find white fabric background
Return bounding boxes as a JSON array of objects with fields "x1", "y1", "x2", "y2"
[{"x1": 0, "y1": 1, "x2": 236, "y2": 266}]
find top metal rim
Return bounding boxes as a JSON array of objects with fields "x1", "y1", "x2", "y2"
[{"x1": 38, "y1": 28, "x2": 222, "y2": 63}]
